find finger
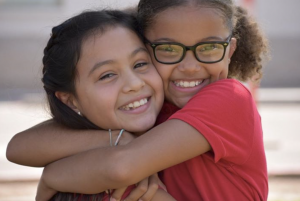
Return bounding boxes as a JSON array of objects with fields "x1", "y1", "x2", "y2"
[
  {"x1": 153, "y1": 174, "x2": 167, "y2": 192},
  {"x1": 125, "y1": 178, "x2": 148, "y2": 201},
  {"x1": 36, "y1": 179, "x2": 57, "y2": 201},
  {"x1": 111, "y1": 187, "x2": 127, "y2": 201},
  {"x1": 138, "y1": 175, "x2": 159, "y2": 201}
]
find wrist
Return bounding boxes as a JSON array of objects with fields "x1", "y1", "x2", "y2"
[{"x1": 109, "y1": 130, "x2": 135, "y2": 146}]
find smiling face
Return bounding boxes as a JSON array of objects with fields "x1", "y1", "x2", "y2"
[
  {"x1": 145, "y1": 6, "x2": 236, "y2": 108},
  {"x1": 70, "y1": 26, "x2": 164, "y2": 133}
]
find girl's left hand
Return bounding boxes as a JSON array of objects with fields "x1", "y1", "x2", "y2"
[
  {"x1": 111, "y1": 173, "x2": 166, "y2": 201},
  {"x1": 36, "y1": 177, "x2": 57, "y2": 201}
]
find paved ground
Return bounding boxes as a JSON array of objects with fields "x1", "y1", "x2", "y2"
[
  {"x1": 1, "y1": 88, "x2": 300, "y2": 200},
  {"x1": 1, "y1": 176, "x2": 300, "y2": 201}
]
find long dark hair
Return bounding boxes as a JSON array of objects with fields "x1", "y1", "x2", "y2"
[
  {"x1": 43, "y1": 9, "x2": 142, "y2": 201},
  {"x1": 42, "y1": 9, "x2": 143, "y2": 130},
  {"x1": 137, "y1": 0, "x2": 269, "y2": 82}
]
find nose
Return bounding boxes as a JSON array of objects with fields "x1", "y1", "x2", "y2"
[
  {"x1": 177, "y1": 51, "x2": 201, "y2": 73},
  {"x1": 122, "y1": 71, "x2": 145, "y2": 93}
]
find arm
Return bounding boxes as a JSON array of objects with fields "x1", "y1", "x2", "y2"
[
  {"x1": 40, "y1": 119, "x2": 211, "y2": 193},
  {"x1": 6, "y1": 119, "x2": 134, "y2": 167}
]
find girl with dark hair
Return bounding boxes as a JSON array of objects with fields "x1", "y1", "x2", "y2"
[
  {"x1": 7, "y1": 0, "x2": 269, "y2": 200},
  {"x1": 25, "y1": 9, "x2": 175, "y2": 201}
]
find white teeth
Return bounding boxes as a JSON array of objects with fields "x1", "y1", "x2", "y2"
[
  {"x1": 190, "y1": 81, "x2": 196, "y2": 87},
  {"x1": 173, "y1": 80, "x2": 203, "y2": 88},
  {"x1": 121, "y1": 98, "x2": 148, "y2": 110},
  {"x1": 133, "y1": 101, "x2": 140, "y2": 108}
]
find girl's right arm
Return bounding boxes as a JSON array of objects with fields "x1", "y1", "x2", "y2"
[
  {"x1": 7, "y1": 119, "x2": 166, "y2": 201},
  {"x1": 38, "y1": 119, "x2": 211, "y2": 194},
  {"x1": 6, "y1": 119, "x2": 134, "y2": 167}
]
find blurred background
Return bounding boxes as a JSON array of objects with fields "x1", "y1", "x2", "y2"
[{"x1": 0, "y1": 0, "x2": 299, "y2": 200}]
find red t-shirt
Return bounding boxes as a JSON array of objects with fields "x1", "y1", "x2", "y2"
[{"x1": 158, "y1": 79, "x2": 268, "y2": 201}]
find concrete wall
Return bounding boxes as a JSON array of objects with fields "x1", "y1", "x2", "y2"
[
  {"x1": 255, "y1": 0, "x2": 300, "y2": 87},
  {"x1": 0, "y1": 0, "x2": 299, "y2": 101},
  {"x1": 257, "y1": 0, "x2": 300, "y2": 37}
]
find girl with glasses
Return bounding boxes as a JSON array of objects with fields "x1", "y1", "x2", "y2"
[{"x1": 7, "y1": 0, "x2": 269, "y2": 200}]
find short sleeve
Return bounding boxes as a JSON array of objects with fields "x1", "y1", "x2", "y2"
[{"x1": 169, "y1": 79, "x2": 261, "y2": 164}]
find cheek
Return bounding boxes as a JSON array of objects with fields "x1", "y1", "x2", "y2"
[
  {"x1": 145, "y1": 67, "x2": 164, "y2": 91},
  {"x1": 207, "y1": 62, "x2": 228, "y2": 75},
  {"x1": 147, "y1": 48, "x2": 172, "y2": 84},
  {"x1": 153, "y1": 63, "x2": 171, "y2": 84},
  {"x1": 83, "y1": 93, "x2": 117, "y2": 128},
  {"x1": 80, "y1": 86, "x2": 116, "y2": 116}
]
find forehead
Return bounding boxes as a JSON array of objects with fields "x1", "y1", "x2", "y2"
[
  {"x1": 81, "y1": 26, "x2": 142, "y2": 54},
  {"x1": 77, "y1": 26, "x2": 144, "y2": 75},
  {"x1": 80, "y1": 26, "x2": 143, "y2": 60},
  {"x1": 146, "y1": 6, "x2": 230, "y2": 44}
]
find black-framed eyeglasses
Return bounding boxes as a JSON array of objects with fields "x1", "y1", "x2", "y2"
[{"x1": 146, "y1": 35, "x2": 232, "y2": 64}]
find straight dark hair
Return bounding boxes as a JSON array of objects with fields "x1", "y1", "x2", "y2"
[
  {"x1": 42, "y1": 9, "x2": 143, "y2": 130},
  {"x1": 43, "y1": 9, "x2": 143, "y2": 200}
]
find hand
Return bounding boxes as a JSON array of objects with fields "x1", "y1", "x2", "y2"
[
  {"x1": 110, "y1": 173, "x2": 164, "y2": 201},
  {"x1": 127, "y1": 174, "x2": 165, "y2": 201},
  {"x1": 109, "y1": 187, "x2": 127, "y2": 201},
  {"x1": 151, "y1": 173, "x2": 167, "y2": 192},
  {"x1": 35, "y1": 176, "x2": 57, "y2": 201}
]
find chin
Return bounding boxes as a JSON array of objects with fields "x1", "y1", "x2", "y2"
[
  {"x1": 129, "y1": 118, "x2": 156, "y2": 133},
  {"x1": 172, "y1": 99, "x2": 189, "y2": 108}
]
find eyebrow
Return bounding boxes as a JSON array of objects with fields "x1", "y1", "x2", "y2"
[
  {"x1": 201, "y1": 36, "x2": 224, "y2": 41},
  {"x1": 88, "y1": 47, "x2": 148, "y2": 77},
  {"x1": 130, "y1": 47, "x2": 148, "y2": 58},
  {"x1": 152, "y1": 36, "x2": 225, "y2": 43},
  {"x1": 88, "y1": 60, "x2": 114, "y2": 77}
]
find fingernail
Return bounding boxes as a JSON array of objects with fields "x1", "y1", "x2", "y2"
[{"x1": 110, "y1": 198, "x2": 117, "y2": 201}]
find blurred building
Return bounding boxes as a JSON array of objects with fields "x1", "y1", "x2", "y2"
[{"x1": 0, "y1": 0, "x2": 299, "y2": 101}]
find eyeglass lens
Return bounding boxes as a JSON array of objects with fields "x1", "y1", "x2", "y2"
[{"x1": 155, "y1": 43, "x2": 226, "y2": 63}]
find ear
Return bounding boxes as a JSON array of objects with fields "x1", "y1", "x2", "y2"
[
  {"x1": 228, "y1": 37, "x2": 237, "y2": 58},
  {"x1": 55, "y1": 91, "x2": 80, "y2": 113}
]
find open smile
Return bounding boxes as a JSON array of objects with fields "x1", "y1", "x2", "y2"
[
  {"x1": 172, "y1": 80, "x2": 204, "y2": 88},
  {"x1": 119, "y1": 97, "x2": 150, "y2": 111}
]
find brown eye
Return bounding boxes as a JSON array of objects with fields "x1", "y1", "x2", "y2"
[
  {"x1": 134, "y1": 62, "x2": 148, "y2": 69},
  {"x1": 198, "y1": 44, "x2": 222, "y2": 52},
  {"x1": 100, "y1": 73, "x2": 115, "y2": 80}
]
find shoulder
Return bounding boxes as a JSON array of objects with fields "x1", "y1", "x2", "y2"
[
  {"x1": 189, "y1": 79, "x2": 253, "y2": 108},
  {"x1": 200, "y1": 79, "x2": 250, "y2": 97},
  {"x1": 170, "y1": 79, "x2": 260, "y2": 163},
  {"x1": 173, "y1": 79, "x2": 258, "y2": 128}
]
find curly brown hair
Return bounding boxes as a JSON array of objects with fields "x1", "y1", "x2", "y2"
[
  {"x1": 137, "y1": 0, "x2": 270, "y2": 82},
  {"x1": 230, "y1": 6, "x2": 269, "y2": 82}
]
